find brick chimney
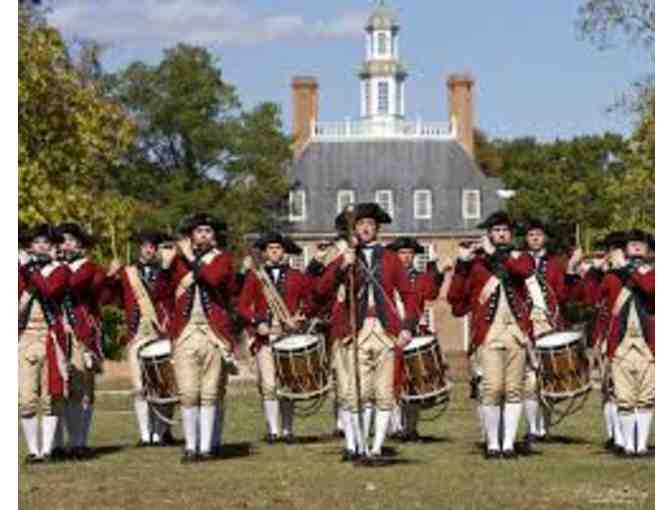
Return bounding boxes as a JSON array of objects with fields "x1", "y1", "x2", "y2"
[
  {"x1": 447, "y1": 73, "x2": 475, "y2": 158},
  {"x1": 291, "y1": 76, "x2": 319, "y2": 159}
]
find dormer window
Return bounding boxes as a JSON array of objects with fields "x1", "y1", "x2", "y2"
[
  {"x1": 462, "y1": 189, "x2": 481, "y2": 220},
  {"x1": 377, "y1": 32, "x2": 388, "y2": 56},
  {"x1": 337, "y1": 190, "x2": 355, "y2": 213},
  {"x1": 375, "y1": 190, "x2": 394, "y2": 218},
  {"x1": 289, "y1": 190, "x2": 306, "y2": 222}
]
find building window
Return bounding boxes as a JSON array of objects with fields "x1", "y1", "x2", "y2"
[
  {"x1": 337, "y1": 190, "x2": 355, "y2": 213},
  {"x1": 375, "y1": 190, "x2": 394, "y2": 218},
  {"x1": 462, "y1": 189, "x2": 481, "y2": 220},
  {"x1": 414, "y1": 190, "x2": 432, "y2": 219},
  {"x1": 289, "y1": 190, "x2": 306, "y2": 222},
  {"x1": 395, "y1": 85, "x2": 402, "y2": 116},
  {"x1": 377, "y1": 81, "x2": 389, "y2": 115},
  {"x1": 377, "y1": 32, "x2": 387, "y2": 55}
]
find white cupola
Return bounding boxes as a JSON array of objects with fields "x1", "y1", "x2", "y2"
[{"x1": 359, "y1": 1, "x2": 407, "y2": 120}]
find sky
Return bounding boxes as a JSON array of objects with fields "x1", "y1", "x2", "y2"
[{"x1": 46, "y1": 0, "x2": 653, "y2": 141}]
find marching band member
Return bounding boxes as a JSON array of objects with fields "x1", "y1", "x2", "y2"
[
  {"x1": 386, "y1": 237, "x2": 446, "y2": 442},
  {"x1": 56, "y1": 223, "x2": 106, "y2": 459},
  {"x1": 447, "y1": 211, "x2": 536, "y2": 459},
  {"x1": 584, "y1": 229, "x2": 654, "y2": 457},
  {"x1": 315, "y1": 203, "x2": 419, "y2": 465},
  {"x1": 520, "y1": 219, "x2": 582, "y2": 447},
  {"x1": 102, "y1": 231, "x2": 175, "y2": 447},
  {"x1": 162, "y1": 213, "x2": 239, "y2": 463},
  {"x1": 237, "y1": 232, "x2": 313, "y2": 444},
  {"x1": 567, "y1": 232, "x2": 625, "y2": 452},
  {"x1": 19, "y1": 225, "x2": 71, "y2": 463}
]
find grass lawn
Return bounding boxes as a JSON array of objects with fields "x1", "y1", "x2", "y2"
[{"x1": 19, "y1": 383, "x2": 653, "y2": 510}]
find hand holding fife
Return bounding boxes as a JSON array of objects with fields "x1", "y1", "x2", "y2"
[
  {"x1": 567, "y1": 247, "x2": 583, "y2": 274},
  {"x1": 638, "y1": 264, "x2": 652, "y2": 275},
  {"x1": 107, "y1": 258, "x2": 122, "y2": 277},
  {"x1": 18, "y1": 250, "x2": 31, "y2": 267},
  {"x1": 481, "y1": 235, "x2": 496, "y2": 255},
  {"x1": 177, "y1": 238, "x2": 195, "y2": 262}
]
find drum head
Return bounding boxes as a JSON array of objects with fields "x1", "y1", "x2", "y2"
[
  {"x1": 139, "y1": 338, "x2": 172, "y2": 359},
  {"x1": 273, "y1": 334, "x2": 320, "y2": 352},
  {"x1": 404, "y1": 336, "x2": 436, "y2": 352},
  {"x1": 536, "y1": 331, "x2": 583, "y2": 349}
]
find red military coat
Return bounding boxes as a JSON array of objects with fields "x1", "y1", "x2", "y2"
[
  {"x1": 62, "y1": 257, "x2": 107, "y2": 358},
  {"x1": 167, "y1": 248, "x2": 238, "y2": 348},
  {"x1": 529, "y1": 252, "x2": 572, "y2": 331},
  {"x1": 584, "y1": 267, "x2": 654, "y2": 358},
  {"x1": 19, "y1": 260, "x2": 71, "y2": 397},
  {"x1": 408, "y1": 261, "x2": 443, "y2": 335},
  {"x1": 238, "y1": 264, "x2": 314, "y2": 351},
  {"x1": 315, "y1": 245, "x2": 419, "y2": 339},
  {"x1": 447, "y1": 251, "x2": 535, "y2": 350},
  {"x1": 103, "y1": 262, "x2": 174, "y2": 341}
]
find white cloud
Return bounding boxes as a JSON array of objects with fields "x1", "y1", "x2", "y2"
[{"x1": 47, "y1": 0, "x2": 368, "y2": 48}]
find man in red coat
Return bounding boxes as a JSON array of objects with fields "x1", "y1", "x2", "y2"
[
  {"x1": 386, "y1": 237, "x2": 446, "y2": 442},
  {"x1": 104, "y1": 231, "x2": 175, "y2": 447},
  {"x1": 55, "y1": 222, "x2": 106, "y2": 459},
  {"x1": 238, "y1": 232, "x2": 313, "y2": 444},
  {"x1": 315, "y1": 203, "x2": 419, "y2": 464},
  {"x1": 162, "y1": 213, "x2": 239, "y2": 463},
  {"x1": 584, "y1": 229, "x2": 654, "y2": 457},
  {"x1": 19, "y1": 225, "x2": 70, "y2": 463},
  {"x1": 447, "y1": 211, "x2": 536, "y2": 459},
  {"x1": 520, "y1": 219, "x2": 582, "y2": 445},
  {"x1": 567, "y1": 231, "x2": 626, "y2": 452}
]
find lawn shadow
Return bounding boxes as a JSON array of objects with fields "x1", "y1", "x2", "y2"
[
  {"x1": 215, "y1": 442, "x2": 256, "y2": 459},
  {"x1": 293, "y1": 434, "x2": 339, "y2": 445},
  {"x1": 89, "y1": 445, "x2": 126, "y2": 459},
  {"x1": 542, "y1": 434, "x2": 592, "y2": 446},
  {"x1": 354, "y1": 457, "x2": 423, "y2": 468}
]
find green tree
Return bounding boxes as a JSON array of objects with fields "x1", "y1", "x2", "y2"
[
  {"x1": 18, "y1": 12, "x2": 137, "y2": 259},
  {"x1": 107, "y1": 44, "x2": 293, "y2": 247},
  {"x1": 577, "y1": 0, "x2": 654, "y2": 53}
]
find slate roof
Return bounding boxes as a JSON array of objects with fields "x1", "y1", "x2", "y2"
[{"x1": 287, "y1": 139, "x2": 505, "y2": 235}]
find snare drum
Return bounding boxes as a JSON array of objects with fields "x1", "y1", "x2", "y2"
[
  {"x1": 138, "y1": 338, "x2": 179, "y2": 405},
  {"x1": 401, "y1": 336, "x2": 451, "y2": 405},
  {"x1": 536, "y1": 330, "x2": 591, "y2": 400},
  {"x1": 272, "y1": 334, "x2": 330, "y2": 400}
]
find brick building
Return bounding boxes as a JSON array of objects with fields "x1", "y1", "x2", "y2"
[{"x1": 285, "y1": 2, "x2": 506, "y2": 352}]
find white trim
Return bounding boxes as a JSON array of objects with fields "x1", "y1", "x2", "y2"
[
  {"x1": 375, "y1": 189, "x2": 394, "y2": 218},
  {"x1": 413, "y1": 189, "x2": 432, "y2": 220},
  {"x1": 462, "y1": 189, "x2": 481, "y2": 220},
  {"x1": 289, "y1": 190, "x2": 306, "y2": 222},
  {"x1": 337, "y1": 189, "x2": 355, "y2": 213},
  {"x1": 463, "y1": 316, "x2": 470, "y2": 351}
]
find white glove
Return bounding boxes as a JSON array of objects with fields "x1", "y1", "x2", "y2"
[
  {"x1": 398, "y1": 329, "x2": 412, "y2": 347},
  {"x1": 242, "y1": 255, "x2": 254, "y2": 272},
  {"x1": 257, "y1": 323, "x2": 270, "y2": 336},
  {"x1": 83, "y1": 351, "x2": 95, "y2": 370}
]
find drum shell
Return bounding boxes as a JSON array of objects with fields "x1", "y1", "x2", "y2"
[
  {"x1": 402, "y1": 336, "x2": 451, "y2": 404},
  {"x1": 138, "y1": 339, "x2": 179, "y2": 405},
  {"x1": 272, "y1": 334, "x2": 330, "y2": 400},
  {"x1": 536, "y1": 331, "x2": 591, "y2": 400}
]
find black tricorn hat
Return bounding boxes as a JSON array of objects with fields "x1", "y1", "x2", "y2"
[
  {"x1": 54, "y1": 222, "x2": 93, "y2": 247},
  {"x1": 27, "y1": 223, "x2": 64, "y2": 244},
  {"x1": 255, "y1": 231, "x2": 302, "y2": 255},
  {"x1": 334, "y1": 202, "x2": 392, "y2": 231},
  {"x1": 594, "y1": 231, "x2": 625, "y2": 250},
  {"x1": 523, "y1": 218, "x2": 547, "y2": 234},
  {"x1": 178, "y1": 213, "x2": 227, "y2": 236},
  {"x1": 386, "y1": 237, "x2": 425, "y2": 254},
  {"x1": 131, "y1": 230, "x2": 171, "y2": 246},
  {"x1": 477, "y1": 210, "x2": 516, "y2": 230},
  {"x1": 620, "y1": 229, "x2": 654, "y2": 250}
]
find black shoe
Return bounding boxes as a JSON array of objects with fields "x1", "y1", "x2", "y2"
[
  {"x1": 484, "y1": 449, "x2": 501, "y2": 460},
  {"x1": 136, "y1": 440, "x2": 151, "y2": 448},
  {"x1": 200, "y1": 452, "x2": 215, "y2": 462},
  {"x1": 406, "y1": 431, "x2": 421, "y2": 443},
  {"x1": 51, "y1": 447, "x2": 68, "y2": 460},
  {"x1": 518, "y1": 439, "x2": 535, "y2": 456},
  {"x1": 181, "y1": 450, "x2": 199, "y2": 464},
  {"x1": 636, "y1": 450, "x2": 650, "y2": 458},
  {"x1": 502, "y1": 449, "x2": 518, "y2": 460},
  {"x1": 161, "y1": 431, "x2": 179, "y2": 446},
  {"x1": 265, "y1": 434, "x2": 278, "y2": 445},
  {"x1": 332, "y1": 429, "x2": 345, "y2": 439},
  {"x1": 24, "y1": 454, "x2": 43, "y2": 465},
  {"x1": 71, "y1": 447, "x2": 90, "y2": 460},
  {"x1": 360, "y1": 453, "x2": 387, "y2": 467},
  {"x1": 283, "y1": 434, "x2": 296, "y2": 445},
  {"x1": 341, "y1": 449, "x2": 361, "y2": 463},
  {"x1": 604, "y1": 438, "x2": 615, "y2": 451}
]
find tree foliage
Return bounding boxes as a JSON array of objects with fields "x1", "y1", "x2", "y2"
[
  {"x1": 106, "y1": 44, "x2": 293, "y2": 249},
  {"x1": 18, "y1": 12, "x2": 137, "y2": 259},
  {"x1": 577, "y1": 0, "x2": 654, "y2": 54}
]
